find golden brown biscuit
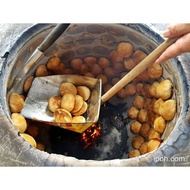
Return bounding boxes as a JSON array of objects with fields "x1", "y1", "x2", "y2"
[
  {"x1": 61, "y1": 93, "x2": 75, "y2": 112},
  {"x1": 133, "y1": 95, "x2": 144, "y2": 109},
  {"x1": 149, "y1": 81, "x2": 160, "y2": 98},
  {"x1": 128, "y1": 106, "x2": 139, "y2": 119},
  {"x1": 130, "y1": 121, "x2": 142, "y2": 134},
  {"x1": 147, "y1": 139, "x2": 161, "y2": 152},
  {"x1": 153, "y1": 98, "x2": 165, "y2": 115},
  {"x1": 24, "y1": 76, "x2": 34, "y2": 93},
  {"x1": 128, "y1": 149, "x2": 140, "y2": 158},
  {"x1": 132, "y1": 50, "x2": 147, "y2": 64},
  {"x1": 125, "y1": 83, "x2": 136, "y2": 96},
  {"x1": 54, "y1": 108, "x2": 72, "y2": 123},
  {"x1": 153, "y1": 116, "x2": 166, "y2": 134},
  {"x1": 84, "y1": 72, "x2": 95, "y2": 78},
  {"x1": 60, "y1": 82, "x2": 77, "y2": 96},
  {"x1": 137, "y1": 109, "x2": 148, "y2": 123},
  {"x1": 72, "y1": 101, "x2": 88, "y2": 116},
  {"x1": 11, "y1": 113, "x2": 27, "y2": 133},
  {"x1": 9, "y1": 93, "x2": 25, "y2": 113},
  {"x1": 104, "y1": 67, "x2": 115, "y2": 78},
  {"x1": 83, "y1": 56, "x2": 97, "y2": 67},
  {"x1": 72, "y1": 116, "x2": 86, "y2": 123},
  {"x1": 79, "y1": 64, "x2": 89, "y2": 74},
  {"x1": 52, "y1": 63, "x2": 65, "y2": 75},
  {"x1": 149, "y1": 131, "x2": 161, "y2": 141},
  {"x1": 98, "y1": 57, "x2": 111, "y2": 68},
  {"x1": 21, "y1": 133, "x2": 37, "y2": 148},
  {"x1": 132, "y1": 135, "x2": 144, "y2": 149},
  {"x1": 70, "y1": 58, "x2": 83, "y2": 70},
  {"x1": 113, "y1": 62, "x2": 125, "y2": 73},
  {"x1": 124, "y1": 58, "x2": 136, "y2": 70},
  {"x1": 147, "y1": 63, "x2": 163, "y2": 79},
  {"x1": 47, "y1": 56, "x2": 61, "y2": 71},
  {"x1": 139, "y1": 123, "x2": 150, "y2": 138},
  {"x1": 35, "y1": 65, "x2": 48, "y2": 77},
  {"x1": 136, "y1": 70, "x2": 150, "y2": 82},
  {"x1": 77, "y1": 86, "x2": 91, "y2": 101},
  {"x1": 146, "y1": 111, "x2": 157, "y2": 126},
  {"x1": 135, "y1": 83, "x2": 144, "y2": 95},
  {"x1": 147, "y1": 127, "x2": 156, "y2": 138},
  {"x1": 71, "y1": 95, "x2": 84, "y2": 114},
  {"x1": 150, "y1": 98, "x2": 157, "y2": 111},
  {"x1": 91, "y1": 63, "x2": 103, "y2": 75},
  {"x1": 159, "y1": 99, "x2": 176, "y2": 121},
  {"x1": 143, "y1": 98, "x2": 152, "y2": 110},
  {"x1": 117, "y1": 42, "x2": 134, "y2": 58},
  {"x1": 139, "y1": 142, "x2": 148, "y2": 155},
  {"x1": 142, "y1": 83, "x2": 152, "y2": 98},
  {"x1": 156, "y1": 79, "x2": 173, "y2": 100},
  {"x1": 48, "y1": 96, "x2": 61, "y2": 113},
  {"x1": 109, "y1": 49, "x2": 123, "y2": 63}
]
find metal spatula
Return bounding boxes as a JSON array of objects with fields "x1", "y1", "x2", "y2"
[{"x1": 20, "y1": 36, "x2": 179, "y2": 133}]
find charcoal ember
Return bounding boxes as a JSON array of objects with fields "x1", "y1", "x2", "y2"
[{"x1": 49, "y1": 101, "x2": 129, "y2": 160}]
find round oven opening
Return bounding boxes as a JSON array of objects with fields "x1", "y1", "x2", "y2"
[{"x1": 1, "y1": 23, "x2": 189, "y2": 165}]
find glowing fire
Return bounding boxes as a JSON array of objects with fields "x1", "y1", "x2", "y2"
[{"x1": 81, "y1": 123, "x2": 101, "y2": 149}]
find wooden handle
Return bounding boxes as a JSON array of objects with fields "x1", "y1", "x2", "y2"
[{"x1": 101, "y1": 37, "x2": 179, "y2": 104}]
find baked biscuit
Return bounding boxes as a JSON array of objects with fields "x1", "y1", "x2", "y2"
[
  {"x1": 71, "y1": 95, "x2": 84, "y2": 114},
  {"x1": 61, "y1": 93, "x2": 75, "y2": 112},
  {"x1": 117, "y1": 42, "x2": 133, "y2": 58},
  {"x1": 139, "y1": 142, "x2": 148, "y2": 155},
  {"x1": 72, "y1": 116, "x2": 86, "y2": 123},
  {"x1": 24, "y1": 76, "x2": 34, "y2": 93},
  {"x1": 132, "y1": 135, "x2": 144, "y2": 149},
  {"x1": 60, "y1": 82, "x2": 77, "y2": 96},
  {"x1": 128, "y1": 106, "x2": 139, "y2": 119},
  {"x1": 156, "y1": 79, "x2": 173, "y2": 100},
  {"x1": 72, "y1": 101, "x2": 88, "y2": 116},
  {"x1": 54, "y1": 108, "x2": 72, "y2": 123},
  {"x1": 154, "y1": 116, "x2": 166, "y2": 134},
  {"x1": 128, "y1": 149, "x2": 140, "y2": 158},
  {"x1": 11, "y1": 113, "x2": 27, "y2": 133},
  {"x1": 159, "y1": 99, "x2": 176, "y2": 121},
  {"x1": 130, "y1": 121, "x2": 142, "y2": 134},
  {"x1": 21, "y1": 133, "x2": 37, "y2": 148},
  {"x1": 9, "y1": 93, "x2": 25, "y2": 113},
  {"x1": 77, "y1": 86, "x2": 91, "y2": 101},
  {"x1": 149, "y1": 81, "x2": 160, "y2": 98},
  {"x1": 133, "y1": 95, "x2": 144, "y2": 109},
  {"x1": 48, "y1": 96, "x2": 61, "y2": 113},
  {"x1": 147, "y1": 139, "x2": 161, "y2": 152}
]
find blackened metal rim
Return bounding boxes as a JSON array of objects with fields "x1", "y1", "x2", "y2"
[{"x1": 0, "y1": 23, "x2": 189, "y2": 166}]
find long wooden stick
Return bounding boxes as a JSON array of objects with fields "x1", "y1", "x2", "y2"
[{"x1": 101, "y1": 37, "x2": 179, "y2": 104}]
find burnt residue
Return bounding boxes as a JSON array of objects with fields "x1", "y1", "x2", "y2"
[{"x1": 49, "y1": 102, "x2": 129, "y2": 160}]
